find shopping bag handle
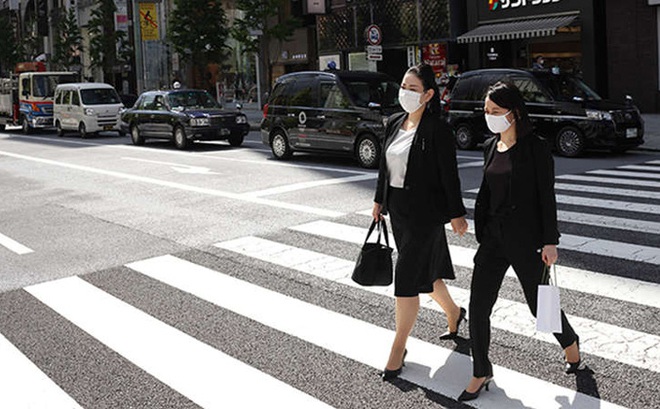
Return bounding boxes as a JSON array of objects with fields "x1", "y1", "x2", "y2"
[{"x1": 541, "y1": 264, "x2": 558, "y2": 285}]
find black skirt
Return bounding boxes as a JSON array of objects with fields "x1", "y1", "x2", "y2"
[{"x1": 388, "y1": 187, "x2": 455, "y2": 297}]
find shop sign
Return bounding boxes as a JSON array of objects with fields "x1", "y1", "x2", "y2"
[
  {"x1": 422, "y1": 43, "x2": 447, "y2": 74},
  {"x1": 487, "y1": 47, "x2": 499, "y2": 61},
  {"x1": 489, "y1": 0, "x2": 561, "y2": 11}
]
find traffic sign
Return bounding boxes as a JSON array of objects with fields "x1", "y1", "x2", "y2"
[
  {"x1": 365, "y1": 25, "x2": 382, "y2": 46},
  {"x1": 366, "y1": 45, "x2": 382, "y2": 54},
  {"x1": 367, "y1": 53, "x2": 383, "y2": 61}
]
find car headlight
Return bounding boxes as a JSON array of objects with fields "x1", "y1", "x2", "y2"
[
  {"x1": 235, "y1": 115, "x2": 247, "y2": 124},
  {"x1": 190, "y1": 117, "x2": 210, "y2": 126},
  {"x1": 85, "y1": 108, "x2": 96, "y2": 116},
  {"x1": 585, "y1": 109, "x2": 612, "y2": 121}
]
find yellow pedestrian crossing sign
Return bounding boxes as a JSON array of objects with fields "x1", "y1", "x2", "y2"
[{"x1": 139, "y1": 3, "x2": 159, "y2": 41}]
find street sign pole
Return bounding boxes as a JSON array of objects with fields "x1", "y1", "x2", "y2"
[{"x1": 131, "y1": 0, "x2": 144, "y2": 94}]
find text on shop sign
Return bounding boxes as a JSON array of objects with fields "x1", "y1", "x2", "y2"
[{"x1": 489, "y1": 0, "x2": 561, "y2": 11}]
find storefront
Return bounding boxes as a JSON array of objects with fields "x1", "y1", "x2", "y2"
[
  {"x1": 316, "y1": 0, "x2": 466, "y2": 83},
  {"x1": 459, "y1": 0, "x2": 607, "y2": 96}
]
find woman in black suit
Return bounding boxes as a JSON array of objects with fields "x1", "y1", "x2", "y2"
[
  {"x1": 458, "y1": 82, "x2": 581, "y2": 402},
  {"x1": 372, "y1": 63, "x2": 468, "y2": 380}
]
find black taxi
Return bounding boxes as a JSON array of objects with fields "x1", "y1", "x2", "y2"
[
  {"x1": 120, "y1": 89, "x2": 249, "y2": 150},
  {"x1": 261, "y1": 71, "x2": 401, "y2": 168},
  {"x1": 446, "y1": 69, "x2": 644, "y2": 156}
]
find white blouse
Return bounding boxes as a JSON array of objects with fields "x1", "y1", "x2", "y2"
[{"x1": 386, "y1": 127, "x2": 417, "y2": 188}]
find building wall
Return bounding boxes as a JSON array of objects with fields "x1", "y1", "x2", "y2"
[{"x1": 605, "y1": 0, "x2": 658, "y2": 112}]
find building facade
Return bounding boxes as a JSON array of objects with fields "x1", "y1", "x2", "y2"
[{"x1": 459, "y1": 0, "x2": 659, "y2": 113}]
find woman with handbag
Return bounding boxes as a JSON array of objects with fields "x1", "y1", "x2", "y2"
[
  {"x1": 458, "y1": 82, "x2": 581, "y2": 402},
  {"x1": 372, "y1": 63, "x2": 468, "y2": 381}
]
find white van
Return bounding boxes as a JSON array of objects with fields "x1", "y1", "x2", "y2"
[{"x1": 53, "y1": 83, "x2": 124, "y2": 138}]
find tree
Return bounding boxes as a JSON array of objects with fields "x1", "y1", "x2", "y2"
[
  {"x1": 231, "y1": 0, "x2": 300, "y2": 88},
  {"x1": 52, "y1": 7, "x2": 83, "y2": 71},
  {"x1": 0, "y1": 12, "x2": 21, "y2": 75},
  {"x1": 168, "y1": 0, "x2": 230, "y2": 88},
  {"x1": 87, "y1": 0, "x2": 131, "y2": 81}
]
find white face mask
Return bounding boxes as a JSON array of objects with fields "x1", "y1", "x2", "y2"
[
  {"x1": 398, "y1": 89, "x2": 424, "y2": 113},
  {"x1": 485, "y1": 111, "x2": 514, "y2": 134}
]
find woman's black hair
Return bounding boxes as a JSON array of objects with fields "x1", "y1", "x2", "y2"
[
  {"x1": 486, "y1": 81, "x2": 533, "y2": 137},
  {"x1": 405, "y1": 63, "x2": 442, "y2": 114}
]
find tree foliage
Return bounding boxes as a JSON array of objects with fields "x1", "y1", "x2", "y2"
[
  {"x1": 87, "y1": 0, "x2": 131, "y2": 78},
  {"x1": 231, "y1": 0, "x2": 300, "y2": 54},
  {"x1": 168, "y1": 0, "x2": 230, "y2": 65},
  {"x1": 0, "y1": 12, "x2": 21, "y2": 75},
  {"x1": 52, "y1": 7, "x2": 83, "y2": 71}
]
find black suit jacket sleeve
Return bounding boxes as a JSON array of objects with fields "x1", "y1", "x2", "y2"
[
  {"x1": 436, "y1": 120, "x2": 466, "y2": 219},
  {"x1": 533, "y1": 138, "x2": 560, "y2": 245}
]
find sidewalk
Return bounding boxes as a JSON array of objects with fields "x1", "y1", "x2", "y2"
[{"x1": 239, "y1": 102, "x2": 660, "y2": 152}]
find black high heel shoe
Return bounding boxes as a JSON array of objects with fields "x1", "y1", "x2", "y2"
[
  {"x1": 458, "y1": 375, "x2": 493, "y2": 402},
  {"x1": 565, "y1": 336, "x2": 582, "y2": 374},
  {"x1": 382, "y1": 349, "x2": 407, "y2": 381},
  {"x1": 439, "y1": 307, "x2": 467, "y2": 340}
]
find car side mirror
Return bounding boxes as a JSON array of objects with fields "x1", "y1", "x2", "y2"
[
  {"x1": 367, "y1": 102, "x2": 381, "y2": 109},
  {"x1": 572, "y1": 96, "x2": 584, "y2": 102},
  {"x1": 625, "y1": 94, "x2": 634, "y2": 106},
  {"x1": 236, "y1": 102, "x2": 243, "y2": 110},
  {"x1": 22, "y1": 89, "x2": 29, "y2": 97}
]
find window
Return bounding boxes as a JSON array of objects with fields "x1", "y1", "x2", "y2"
[
  {"x1": 55, "y1": 90, "x2": 62, "y2": 104},
  {"x1": 80, "y1": 88, "x2": 121, "y2": 105},
  {"x1": 71, "y1": 91, "x2": 80, "y2": 106},
  {"x1": 288, "y1": 78, "x2": 318, "y2": 107},
  {"x1": 167, "y1": 91, "x2": 219, "y2": 109},
  {"x1": 511, "y1": 77, "x2": 550, "y2": 103},
  {"x1": 320, "y1": 82, "x2": 350, "y2": 109},
  {"x1": 63, "y1": 90, "x2": 72, "y2": 105},
  {"x1": 139, "y1": 94, "x2": 156, "y2": 110},
  {"x1": 153, "y1": 95, "x2": 166, "y2": 111},
  {"x1": 270, "y1": 81, "x2": 291, "y2": 106},
  {"x1": 340, "y1": 78, "x2": 399, "y2": 108}
]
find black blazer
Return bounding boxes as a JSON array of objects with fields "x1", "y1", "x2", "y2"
[
  {"x1": 474, "y1": 134, "x2": 560, "y2": 247},
  {"x1": 374, "y1": 110, "x2": 466, "y2": 224}
]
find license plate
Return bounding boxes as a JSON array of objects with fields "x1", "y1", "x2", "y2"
[
  {"x1": 626, "y1": 128, "x2": 637, "y2": 138},
  {"x1": 220, "y1": 128, "x2": 230, "y2": 136},
  {"x1": 104, "y1": 125, "x2": 113, "y2": 131}
]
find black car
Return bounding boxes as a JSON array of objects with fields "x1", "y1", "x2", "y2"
[
  {"x1": 261, "y1": 70, "x2": 401, "y2": 168},
  {"x1": 447, "y1": 69, "x2": 644, "y2": 156},
  {"x1": 121, "y1": 89, "x2": 249, "y2": 149}
]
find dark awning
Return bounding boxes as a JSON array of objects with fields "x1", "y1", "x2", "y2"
[{"x1": 457, "y1": 14, "x2": 579, "y2": 44}]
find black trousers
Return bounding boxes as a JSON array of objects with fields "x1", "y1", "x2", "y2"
[{"x1": 469, "y1": 219, "x2": 578, "y2": 377}]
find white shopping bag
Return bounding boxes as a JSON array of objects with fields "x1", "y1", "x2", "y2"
[{"x1": 536, "y1": 265, "x2": 562, "y2": 333}]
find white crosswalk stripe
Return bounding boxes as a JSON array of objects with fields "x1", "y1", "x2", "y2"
[{"x1": 0, "y1": 160, "x2": 658, "y2": 408}]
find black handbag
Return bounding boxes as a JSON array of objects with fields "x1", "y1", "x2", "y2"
[{"x1": 352, "y1": 219, "x2": 394, "y2": 286}]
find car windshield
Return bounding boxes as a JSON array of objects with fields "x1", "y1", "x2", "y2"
[
  {"x1": 32, "y1": 74, "x2": 78, "y2": 98},
  {"x1": 80, "y1": 88, "x2": 121, "y2": 105},
  {"x1": 535, "y1": 74, "x2": 602, "y2": 102},
  {"x1": 340, "y1": 78, "x2": 400, "y2": 108},
  {"x1": 167, "y1": 91, "x2": 219, "y2": 109}
]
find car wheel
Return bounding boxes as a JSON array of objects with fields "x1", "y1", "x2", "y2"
[
  {"x1": 22, "y1": 116, "x2": 31, "y2": 134},
  {"x1": 0, "y1": 124, "x2": 6, "y2": 132},
  {"x1": 173, "y1": 126, "x2": 188, "y2": 150},
  {"x1": 130, "y1": 124, "x2": 144, "y2": 146},
  {"x1": 228, "y1": 134, "x2": 244, "y2": 147},
  {"x1": 556, "y1": 126, "x2": 585, "y2": 157},
  {"x1": 355, "y1": 133, "x2": 381, "y2": 169},
  {"x1": 455, "y1": 123, "x2": 477, "y2": 150},
  {"x1": 79, "y1": 122, "x2": 88, "y2": 139},
  {"x1": 56, "y1": 121, "x2": 64, "y2": 137},
  {"x1": 270, "y1": 131, "x2": 292, "y2": 160}
]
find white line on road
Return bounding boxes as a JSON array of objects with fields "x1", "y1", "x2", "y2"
[
  {"x1": 617, "y1": 165, "x2": 660, "y2": 172},
  {"x1": 0, "y1": 149, "x2": 343, "y2": 218},
  {"x1": 133, "y1": 255, "x2": 626, "y2": 408},
  {"x1": 243, "y1": 174, "x2": 377, "y2": 198},
  {"x1": 0, "y1": 232, "x2": 33, "y2": 255},
  {"x1": 122, "y1": 157, "x2": 218, "y2": 174},
  {"x1": 556, "y1": 174, "x2": 660, "y2": 188},
  {"x1": 0, "y1": 333, "x2": 83, "y2": 408},
  {"x1": 291, "y1": 219, "x2": 660, "y2": 309},
  {"x1": 587, "y1": 169, "x2": 660, "y2": 180},
  {"x1": 554, "y1": 182, "x2": 660, "y2": 200},
  {"x1": 25, "y1": 277, "x2": 334, "y2": 409},
  {"x1": 465, "y1": 188, "x2": 660, "y2": 214},
  {"x1": 216, "y1": 235, "x2": 660, "y2": 374}
]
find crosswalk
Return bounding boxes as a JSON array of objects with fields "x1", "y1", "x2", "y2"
[{"x1": 1, "y1": 159, "x2": 659, "y2": 408}]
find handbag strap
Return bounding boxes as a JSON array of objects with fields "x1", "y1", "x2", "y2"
[
  {"x1": 364, "y1": 219, "x2": 391, "y2": 247},
  {"x1": 541, "y1": 263, "x2": 558, "y2": 285}
]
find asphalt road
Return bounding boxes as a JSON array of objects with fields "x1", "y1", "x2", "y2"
[{"x1": 0, "y1": 128, "x2": 658, "y2": 409}]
